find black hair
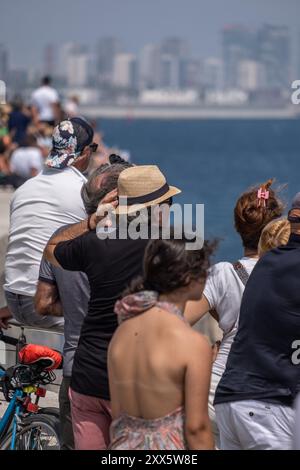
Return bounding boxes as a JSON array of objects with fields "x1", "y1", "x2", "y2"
[{"x1": 42, "y1": 76, "x2": 51, "y2": 85}]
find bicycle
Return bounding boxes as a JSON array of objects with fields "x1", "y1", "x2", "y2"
[{"x1": 0, "y1": 330, "x2": 62, "y2": 450}]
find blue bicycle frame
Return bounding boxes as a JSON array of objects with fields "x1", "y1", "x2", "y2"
[{"x1": 0, "y1": 368, "x2": 24, "y2": 450}]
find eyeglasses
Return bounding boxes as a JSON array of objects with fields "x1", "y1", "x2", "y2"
[{"x1": 89, "y1": 142, "x2": 98, "y2": 153}]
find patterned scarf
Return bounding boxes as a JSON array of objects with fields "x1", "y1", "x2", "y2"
[{"x1": 114, "y1": 290, "x2": 184, "y2": 324}]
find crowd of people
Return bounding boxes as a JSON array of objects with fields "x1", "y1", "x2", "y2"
[
  {"x1": 0, "y1": 76, "x2": 113, "y2": 190},
  {"x1": 0, "y1": 92, "x2": 300, "y2": 450}
]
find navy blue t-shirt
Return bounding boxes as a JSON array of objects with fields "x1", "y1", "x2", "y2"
[
  {"x1": 215, "y1": 233, "x2": 300, "y2": 407},
  {"x1": 8, "y1": 111, "x2": 30, "y2": 145}
]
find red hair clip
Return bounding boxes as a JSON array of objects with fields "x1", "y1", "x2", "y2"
[{"x1": 257, "y1": 188, "x2": 270, "y2": 207}]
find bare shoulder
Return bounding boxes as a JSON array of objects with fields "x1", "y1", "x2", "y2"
[
  {"x1": 186, "y1": 329, "x2": 211, "y2": 353},
  {"x1": 170, "y1": 319, "x2": 211, "y2": 353},
  {"x1": 182, "y1": 330, "x2": 212, "y2": 372}
]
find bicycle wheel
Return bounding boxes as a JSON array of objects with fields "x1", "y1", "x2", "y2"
[
  {"x1": 0, "y1": 413, "x2": 60, "y2": 450},
  {"x1": 38, "y1": 407, "x2": 60, "y2": 419}
]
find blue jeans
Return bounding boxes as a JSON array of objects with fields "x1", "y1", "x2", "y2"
[{"x1": 5, "y1": 290, "x2": 64, "y2": 332}]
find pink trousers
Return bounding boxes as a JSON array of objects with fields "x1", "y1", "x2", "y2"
[{"x1": 69, "y1": 387, "x2": 112, "y2": 450}]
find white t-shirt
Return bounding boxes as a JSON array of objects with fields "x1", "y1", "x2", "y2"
[
  {"x1": 10, "y1": 147, "x2": 43, "y2": 178},
  {"x1": 203, "y1": 257, "x2": 258, "y2": 380},
  {"x1": 31, "y1": 85, "x2": 59, "y2": 121},
  {"x1": 4, "y1": 166, "x2": 87, "y2": 296}
]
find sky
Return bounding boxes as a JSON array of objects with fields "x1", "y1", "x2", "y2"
[{"x1": 1, "y1": 0, "x2": 300, "y2": 74}]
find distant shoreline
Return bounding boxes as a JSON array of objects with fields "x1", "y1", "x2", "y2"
[{"x1": 80, "y1": 105, "x2": 300, "y2": 120}]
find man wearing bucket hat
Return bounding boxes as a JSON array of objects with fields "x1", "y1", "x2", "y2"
[
  {"x1": 214, "y1": 194, "x2": 300, "y2": 450},
  {"x1": 116, "y1": 165, "x2": 181, "y2": 215},
  {"x1": 44, "y1": 165, "x2": 181, "y2": 450},
  {"x1": 3, "y1": 117, "x2": 98, "y2": 330}
]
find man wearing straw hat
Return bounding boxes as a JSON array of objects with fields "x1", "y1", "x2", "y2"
[{"x1": 44, "y1": 165, "x2": 181, "y2": 450}]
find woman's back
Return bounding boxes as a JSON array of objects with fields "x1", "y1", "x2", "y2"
[
  {"x1": 108, "y1": 234, "x2": 215, "y2": 450},
  {"x1": 108, "y1": 306, "x2": 200, "y2": 420}
]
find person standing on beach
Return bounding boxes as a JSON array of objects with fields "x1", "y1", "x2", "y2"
[
  {"x1": 214, "y1": 193, "x2": 300, "y2": 450},
  {"x1": 44, "y1": 165, "x2": 181, "y2": 450},
  {"x1": 34, "y1": 157, "x2": 132, "y2": 449},
  {"x1": 31, "y1": 76, "x2": 59, "y2": 127},
  {"x1": 109, "y1": 235, "x2": 215, "y2": 450},
  {"x1": 184, "y1": 179, "x2": 284, "y2": 447},
  {"x1": 3, "y1": 117, "x2": 96, "y2": 330}
]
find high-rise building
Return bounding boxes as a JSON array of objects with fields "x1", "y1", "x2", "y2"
[
  {"x1": 0, "y1": 44, "x2": 9, "y2": 82},
  {"x1": 160, "y1": 55, "x2": 180, "y2": 89},
  {"x1": 112, "y1": 53, "x2": 138, "y2": 89},
  {"x1": 156, "y1": 37, "x2": 189, "y2": 89},
  {"x1": 178, "y1": 58, "x2": 202, "y2": 89},
  {"x1": 65, "y1": 45, "x2": 90, "y2": 87},
  {"x1": 58, "y1": 43, "x2": 76, "y2": 82},
  {"x1": 160, "y1": 37, "x2": 189, "y2": 58},
  {"x1": 96, "y1": 37, "x2": 121, "y2": 85},
  {"x1": 238, "y1": 60, "x2": 266, "y2": 91},
  {"x1": 43, "y1": 44, "x2": 56, "y2": 77},
  {"x1": 202, "y1": 58, "x2": 223, "y2": 90},
  {"x1": 257, "y1": 24, "x2": 290, "y2": 89},
  {"x1": 222, "y1": 25, "x2": 255, "y2": 89},
  {"x1": 139, "y1": 44, "x2": 161, "y2": 90}
]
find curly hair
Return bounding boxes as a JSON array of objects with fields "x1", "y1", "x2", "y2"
[{"x1": 234, "y1": 178, "x2": 284, "y2": 250}]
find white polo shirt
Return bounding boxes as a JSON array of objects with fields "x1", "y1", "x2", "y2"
[{"x1": 4, "y1": 166, "x2": 87, "y2": 296}]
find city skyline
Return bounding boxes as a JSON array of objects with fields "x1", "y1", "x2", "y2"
[
  {"x1": 0, "y1": 24, "x2": 295, "y2": 108},
  {"x1": 1, "y1": 0, "x2": 300, "y2": 77}
]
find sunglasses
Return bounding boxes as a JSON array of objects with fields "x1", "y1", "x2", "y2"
[{"x1": 89, "y1": 142, "x2": 98, "y2": 153}]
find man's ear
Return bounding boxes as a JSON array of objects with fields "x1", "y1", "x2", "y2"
[
  {"x1": 80, "y1": 146, "x2": 91, "y2": 159},
  {"x1": 73, "y1": 146, "x2": 91, "y2": 170}
]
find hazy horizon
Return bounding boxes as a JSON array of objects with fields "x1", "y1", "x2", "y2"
[{"x1": 1, "y1": 0, "x2": 300, "y2": 76}]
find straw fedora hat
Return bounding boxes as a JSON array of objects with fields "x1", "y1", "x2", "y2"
[{"x1": 115, "y1": 165, "x2": 181, "y2": 215}]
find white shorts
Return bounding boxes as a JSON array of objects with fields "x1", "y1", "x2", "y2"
[
  {"x1": 215, "y1": 400, "x2": 295, "y2": 450},
  {"x1": 208, "y1": 372, "x2": 221, "y2": 449}
]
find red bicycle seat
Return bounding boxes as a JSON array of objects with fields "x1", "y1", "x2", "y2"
[{"x1": 18, "y1": 344, "x2": 62, "y2": 371}]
